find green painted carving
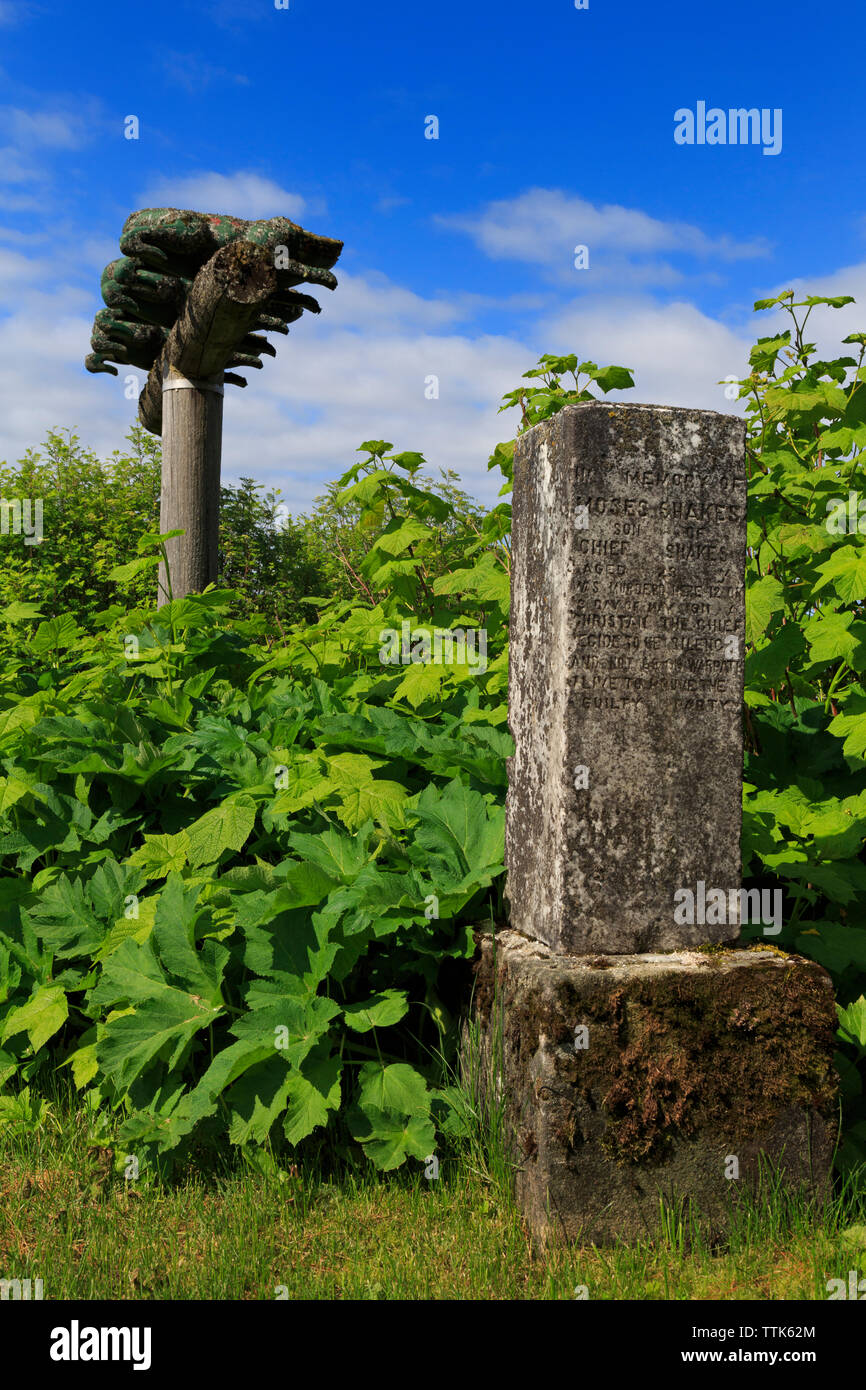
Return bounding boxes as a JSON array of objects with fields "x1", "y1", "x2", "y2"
[
  {"x1": 89, "y1": 309, "x2": 168, "y2": 374},
  {"x1": 118, "y1": 208, "x2": 341, "y2": 278},
  {"x1": 86, "y1": 208, "x2": 343, "y2": 377},
  {"x1": 119, "y1": 208, "x2": 216, "y2": 269},
  {"x1": 100, "y1": 258, "x2": 189, "y2": 326}
]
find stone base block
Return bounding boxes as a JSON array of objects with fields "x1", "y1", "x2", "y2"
[{"x1": 465, "y1": 930, "x2": 838, "y2": 1247}]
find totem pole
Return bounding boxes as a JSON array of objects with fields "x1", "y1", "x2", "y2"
[{"x1": 85, "y1": 208, "x2": 342, "y2": 599}]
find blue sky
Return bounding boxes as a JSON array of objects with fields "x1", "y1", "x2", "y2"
[{"x1": 1, "y1": 0, "x2": 865, "y2": 511}]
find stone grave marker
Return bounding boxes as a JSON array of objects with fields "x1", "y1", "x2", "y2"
[
  {"x1": 468, "y1": 401, "x2": 838, "y2": 1247},
  {"x1": 506, "y1": 402, "x2": 746, "y2": 953}
]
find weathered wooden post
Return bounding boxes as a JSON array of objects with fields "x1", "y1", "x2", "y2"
[
  {"x1": 158, "y1": 370, "x2": 223, "y2": 602},
  {"x1": 85, "y1": 208, "x2": 343, "y2": 600}
]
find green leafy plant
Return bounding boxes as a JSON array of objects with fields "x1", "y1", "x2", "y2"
[
  {"x1": 730, "y1": 291, "x2": 866, "y2": 1170},
  {"x1": 0, "y1": 429, "x2": 329, "y2": 631},
  {"x1": 0, "y1": 349, "x2": 631, "y2": 1173},
  {"x1": 4, "y1": 312, "x2": 865, "y2": 1181}
]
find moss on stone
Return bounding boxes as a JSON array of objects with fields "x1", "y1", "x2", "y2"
[{"x1": 476, "y1": 940, "x2": 838, "y2": 1167}]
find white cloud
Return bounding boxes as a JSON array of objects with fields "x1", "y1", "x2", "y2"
[
  {"x1": 139, "y1": 171, "x2": 308, "y2": 221},
  {"x1": 0, "y1": 102, "x2": 100, "y2": 220},
  {"x1": 79, "y1": 235, "x2": 125, "y2": 273},
  {"x1": 0, "y1": 296, "x2": 133, "y2": 471},
  {"x1": 0, "y1": 146, "x2": 41, "y2": 183},
  {"x1": 219, "y1": 324, "x2": 530, "y2": 512},
  {"x1": 0, "y1": 243, "x2": 532, "y2": 508},
  {"x1": 438, "y1": 188, "x2": 771, "y2": 280},
  {"x1": 0, "y1": 105, "x2": 90, "y2": 151},
  {"x1": 0, "y1": 261, "x2": 775, "y2": 512},
  {"x1": 536, "y1": 293, "x2": 753, "y2": 414},
  {"x1": 0, "y1": 189, "x2": 44, "y2": 212},
  {"x1": 6, "y1": 183, "x2": 865, "y2": 523},
  {"x1": 320, "y1": 269, "x2": 464, "y2": 331},
  {"x1": 212, "y1": 287, "x2": 763, "y2": 512},
  {"x1": 0, "y1": 242, "x2": 47, "y2": 289},
  {"x1": 0, "y1": 222, "x2": 49, "y2": 244}
]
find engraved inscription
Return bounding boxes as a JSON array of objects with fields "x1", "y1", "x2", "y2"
[
  {"x1": 569, "y1": 481, "x2": 745, "y2": 713},
  {"x1": 506, "y1": 401, "x2": 747, "y2": 954}
]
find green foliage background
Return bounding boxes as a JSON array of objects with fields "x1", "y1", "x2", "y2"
[{"x1": 0, "y1": 300, "x2": 865, "y2": 1178}]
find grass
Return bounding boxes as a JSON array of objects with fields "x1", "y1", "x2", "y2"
[{"x1": 1, "y1": 1073, "x2": 865, "y2": 1300}]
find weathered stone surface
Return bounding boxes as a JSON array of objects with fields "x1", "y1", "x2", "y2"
[
  {"x1": 467, "y1": 930, "x2": 837, "y2": 1248},
  {"x1": 506, "y1": 401, "x2": 747, "y2": 953}
]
